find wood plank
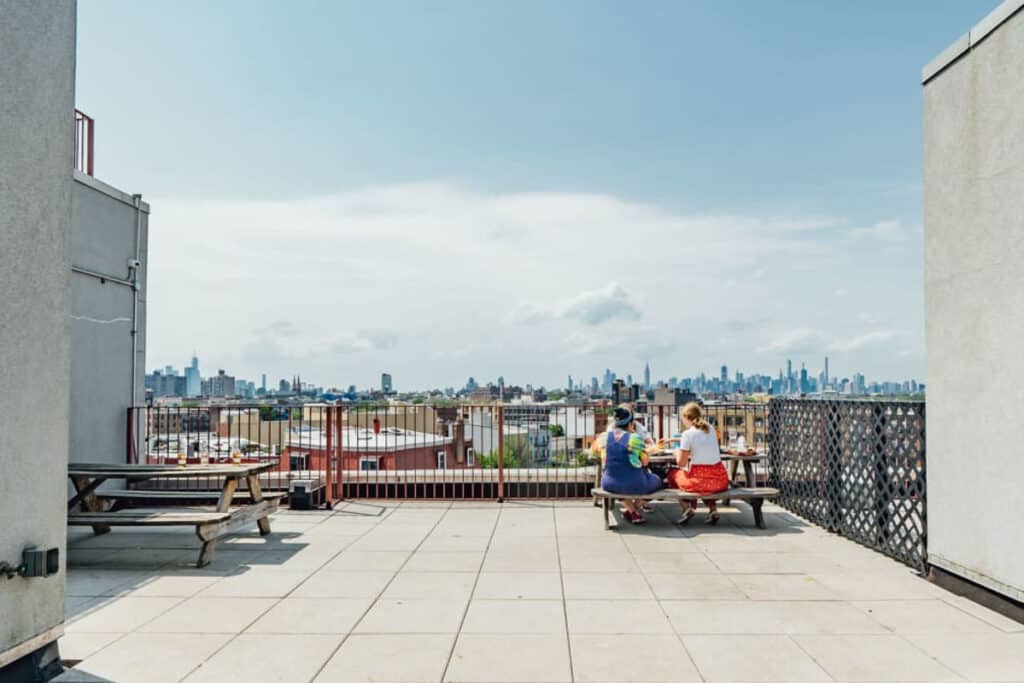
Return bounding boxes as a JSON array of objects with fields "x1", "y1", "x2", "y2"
[
  {"x1": 70, "y1": 475, "x2": 111, "y2": 536},
  {"x1": 97, "y1": 490, "x2": 285, "y2": 500},
  {"x1": 69, "y1": 511, "x2": 232, "y2": 525},
  {"x1": 67, "y1": 462, "x2": 277, "y2": 478},
  {"x1": 195, "y1": 499, "x2": 281, "y2": 542},
  {"x1": 245, "y1": 473, "x2": 272, "y2": 536},
  {"x1": 591, "y1": 487, "x2": 778, "y2": 501}
]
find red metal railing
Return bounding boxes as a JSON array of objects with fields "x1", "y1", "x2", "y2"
[
  {"x1": 125, "y1": 400, "x2": 770, "y2": 505},
  {"x1": 74, "y1": 109, "x2": 95, "y2": 176}
]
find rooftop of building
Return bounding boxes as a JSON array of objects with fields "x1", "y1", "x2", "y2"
[{"x1": 58, "y1": 501, "x2": 1024, "y2": 683}]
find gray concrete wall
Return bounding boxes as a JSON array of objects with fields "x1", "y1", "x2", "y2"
[
  {"x1": 70, "y1": 173, "x2": 150, "y2": 467},
  {"x1": 0, "y1": 0, "x2": 76, "y2": 664},
  {"x1": 923, "y1": 0, "x2": 1024, "y2": 601}
]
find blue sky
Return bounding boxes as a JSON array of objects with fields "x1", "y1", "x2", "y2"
[{"x1": 76, "y1": 0, "x2": 999, "y2": 390}]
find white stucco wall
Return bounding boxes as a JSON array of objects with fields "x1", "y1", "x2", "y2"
[
  {"x1": 923, "y1": 0, "x2": 1024, "y2": 601},
  {"x1": 0, "y1": 0, "x2": 76, "y2": 664},
  {"x1": 70, "y1": 173, "x2": 150, "y2": 467}
]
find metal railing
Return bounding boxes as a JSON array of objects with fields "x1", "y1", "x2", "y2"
[
  {"x1": 74, "y1": 109, "x2": 95, "y2": 176},
  {"x1": 128, "y1": 402, "x2": 626, "y2": 502},
  {"x1": 767, "y1": 398, "x2": 927, "y2": 571}
]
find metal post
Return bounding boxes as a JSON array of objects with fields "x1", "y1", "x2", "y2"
[{"x1": 496, "y1": 404, "x2": 504, "y2": 502}]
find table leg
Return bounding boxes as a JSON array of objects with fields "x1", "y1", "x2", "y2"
[
  {"x1": 603, "y1": 496, "x2": 611, "y2": 530},
  {"x1": 70, "y1": 476, "x2": 110, "y2": 536},
  {"x1": 593, "y1": 460, "x2": 602, "y2": 507},
  {"x1": 246, "y1": 473, "x2": 272, "y2": 536},
  {"x1": 728, "y1": 458, "x2": 740, "y2": 484},
  {"x1": 742, "y1": 460, "x2": 757, "y2": 488},
  {"x1": 197, "y1": 476, "x2": 238, "y2": 568},
  {"x1": 751, "y1": 498, "x2": 766, "y2": 529}
]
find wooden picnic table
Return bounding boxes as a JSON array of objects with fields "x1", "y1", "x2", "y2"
[
  {"x1": 593, "y1": 450, "x2": 768, "y2": 507},
  {"x1": 647, "y1": 451, "x2": 767, "y2": 487},
  {"x1": 67, "y1": 462, "x2": 280, "y2": 567}
]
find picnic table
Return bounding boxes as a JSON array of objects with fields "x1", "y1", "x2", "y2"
[
  {"x1": 646, "y1": 451, "x2": 767, "y2": 488},
  {"x1": 67, "y1": 462, "x2": 281, "y2": 567}
]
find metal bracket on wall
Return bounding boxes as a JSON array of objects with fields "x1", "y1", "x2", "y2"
[{"x1": 0, "y1": 561, "x2": 25, "y2": 579}]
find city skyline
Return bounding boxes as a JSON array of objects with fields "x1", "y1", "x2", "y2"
[{"x1": 148, "y1": 351, "x2": 921, "y2": 398}]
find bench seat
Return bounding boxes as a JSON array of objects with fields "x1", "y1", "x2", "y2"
[
  {"x1": 96, "y1": 490, "x2": 286, "y2": 509},
  {"x1": 591, "y1": 486, "x2": 779, "y2": 529},
  {"x1": 68, "y1": 510, "x2": 232, "y2": 525},
  {"x1": 68, "y1": 495, "x2": 281, "y2": 566}
]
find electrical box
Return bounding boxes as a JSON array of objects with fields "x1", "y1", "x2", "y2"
[{"x1": 22, "y1": 547, "x2": 60, "y2": 578}]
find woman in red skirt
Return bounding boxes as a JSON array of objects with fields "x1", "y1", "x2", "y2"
[{"x1": 667, "y1": 402, "x2": 729, "y2": 524}]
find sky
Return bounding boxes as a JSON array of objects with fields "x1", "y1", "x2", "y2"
[{"x1": 75, "y1": 0, "x2": 1000, "y2": 391}]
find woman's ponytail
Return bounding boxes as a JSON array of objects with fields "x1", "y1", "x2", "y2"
[{"x1": 682, "y1": 402, "x2": 710, "y2": 433}]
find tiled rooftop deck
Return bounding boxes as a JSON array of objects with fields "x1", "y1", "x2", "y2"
[{"x1": 61, "y1": 501, "x2": 1023, "y2": 683}]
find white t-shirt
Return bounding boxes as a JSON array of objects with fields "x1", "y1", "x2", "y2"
[{"x1": 679, "y1": 425, "x2": 721, "y2": 466}]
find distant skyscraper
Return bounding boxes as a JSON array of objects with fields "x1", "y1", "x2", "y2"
[
  {"x1": 261, "y1": 373, "x2": 267, "y2": 392},
  {"x1": 824, "y1": 356, "x2": 829, "y2": 388},
  {"x1": 800, "y1": 363, "x2": 809, "y2": 394},
  {"x1": 381, "y1": 372, "x2": 393, "y2": 393},
  {"x1": 279, "y1": 378, "x2": 291, "y2": 394},
  {"x1": 626, "y1": 374, "x2": 633, "y2": 387},
  {"x1": 567, "y1": 375, "x2": 573, "y2": 392},
  {"x1": 644, "y1": 363, "x2": 651, "y2": 390},
  {"x1": 185, "y1": 354, "x2": 201, "y2": 397},
  {"x1": 720, "y1": 365, "x2": 728, "y2": 383}
]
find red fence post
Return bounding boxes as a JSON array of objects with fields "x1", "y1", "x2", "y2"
[
  {"x1": 325, "y1": 406, "x2": 334, "y2": 508},
  {"x1": 496, "y1": 404, "x2": 504, "y2": 503}
]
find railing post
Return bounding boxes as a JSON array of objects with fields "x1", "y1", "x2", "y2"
[
  {"x1": 496, "y1": 404, "x2": 504, "y2": 503},
  {"x1": 325, "y1": 406, "x2": 334, "y2": 507},
  {"x1": 824, "y1": 400, "x2": 843, "y2": 533}
]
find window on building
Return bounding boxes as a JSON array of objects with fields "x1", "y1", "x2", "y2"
[
  {"x1": 359, "y1": 457, "x2": 378, "y2": 471},
  {"x1": 466, "y1": 447, "x2": 475, "y2": 467},
  {"x1": 436, "y1": 451, "x2": 447, "y2": 469}
]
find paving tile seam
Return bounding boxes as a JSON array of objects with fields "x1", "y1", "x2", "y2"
[
  {"x1": 613, "y1": 512, "x2": 707, "y2": 683},
  {"x1": 551, "y1": 506, "x2": 579, "y2": 683},
  {"x1": 178, "y1": 502, "x2": 408, "y2": 683},
  {"x1": 438, "y1": 500, "x2": 508, "y2": 683}
]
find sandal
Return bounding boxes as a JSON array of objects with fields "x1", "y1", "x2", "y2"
[
  {"x1": 640, "y1": 503, "x2": 654, "y2": 513},
  {"x1": 707, "y1": 511, "x2": 720, "y2": 525},
  {"x1": 623, "y1": 510, "x2": 646, "y2": 525},
  {"x1": 676, "y1": 506, "x2": 696, "y2": 525}
]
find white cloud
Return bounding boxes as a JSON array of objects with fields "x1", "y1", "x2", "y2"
[
  {"x1": 145, "y1": 182, "x2": 916, "y2": 387},
  {"x1": 509, "y1": 283, "x2": 641, "y2": 326},
  {"x1": 332, "y1": 330, "x2": 399, "y2": 353},
  {"x1": 834, "y1": 289, "x2": 849, "y2": 297},
  {"x1": 827, "y1": 330, "x2": 899, "y2": 352},
  {"x1": 755, "y1": 329, "x2": 826, "y2": 354},
  {"x1": 850, "y1": 220, "x2": 910, "y2": 242}
]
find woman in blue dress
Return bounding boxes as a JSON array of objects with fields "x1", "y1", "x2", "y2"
[{"x1": 600, "y1": 405, "x2": 663, "y2": 524}]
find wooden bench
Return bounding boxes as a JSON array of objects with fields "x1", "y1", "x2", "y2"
[
  {"x1": 68, "y1": 462, "x2": 279, "y2": 568},
  {"x1": 68, "y1": 500, "x2": 280, "y2": 549},
  {"x1": 591, "y1": 486, "x2": 779, "y2": 530},
  {"x1": 97, "y1": 489, "x2": 286, "y2": 510}
]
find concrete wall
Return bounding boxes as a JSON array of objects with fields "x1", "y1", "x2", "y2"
[
  {"x1": 0, "y1": 0, "x2": 76, "y2": 666},
  {"x1": 923, "y1": 0, "x2": 1024, "y2": 602},
  {"x1": 70, "y1": 173, "x2": 150, "y2": 467}
]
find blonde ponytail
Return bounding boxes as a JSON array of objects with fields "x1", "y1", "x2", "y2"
[{"x1": 682, "y1": 402, "x2": 710, "y2": 433}]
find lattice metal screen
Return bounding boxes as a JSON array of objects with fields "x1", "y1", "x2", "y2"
[{"x1": 768, "y1": 399, "x2": 927, "y2": 571}]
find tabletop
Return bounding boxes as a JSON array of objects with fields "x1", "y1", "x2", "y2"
[{"x1": 67, "y1": 462, "x2": 277, "y2": 479}]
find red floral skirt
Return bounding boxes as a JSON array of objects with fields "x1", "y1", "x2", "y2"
[{"x1": 667, "y1": 463, "x2": 729, "y2": 495}]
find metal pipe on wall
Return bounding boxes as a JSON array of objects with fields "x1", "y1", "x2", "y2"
[{"x1": 129, "y1": 193, "x2": 143, "y2": 460}]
